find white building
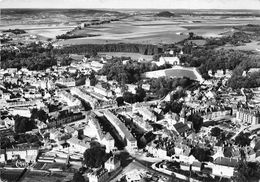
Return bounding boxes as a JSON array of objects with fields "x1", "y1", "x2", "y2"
[
  {"x1": 86, "y1": 116, "x2": 115, "y2": 153},
  {"x1": 104, "y1": 111, "x2": 137, "y2": 153},
  {"x1": 67, "y1": 137, "x2": 90, "y2": 154},
  {"x1": 154, "y1": 56, "x2": 180, "y2": 67},
  {"x1": 105, "y1": 156, "x2": 121, "y2": 172},
  {"x1": 0, "y1": 149, "x2": 6, "y2": 163},
  {"x1": 87, "y1": 168, "x2": 108, "y2": 182},
  {"x1": 6, "y1": 147, "x2": 39, "y2": 163},
  {"x1": 236, "y1": 108, "x2": 260, "y2": 125}
]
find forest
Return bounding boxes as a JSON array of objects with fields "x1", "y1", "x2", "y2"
[{"x1": 54, "y1": 43, "x2": 160, "y2": 55}]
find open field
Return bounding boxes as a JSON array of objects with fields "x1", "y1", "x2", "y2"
[
  {"x1": 220, "y1": 41, "x2": 260, "y2": 54},
  {"x1": 1, "y1": 9, "x2": 260, "y2": 46},
  {"x1": 57, "y1": 16, "x2": 260, "y2": 45}
]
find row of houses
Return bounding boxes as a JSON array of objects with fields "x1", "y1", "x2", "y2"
[{"x1": 103, "y1": 110, "x2": 137, "y2": 153}]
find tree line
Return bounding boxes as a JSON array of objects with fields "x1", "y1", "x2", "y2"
[{"x1": 54, "y1": 43, "x2": 160, "y2": 55}]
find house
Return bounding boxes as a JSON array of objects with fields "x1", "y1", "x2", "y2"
[
  {"x1": 173, "y1": 122, "x2": 190, "y2": 136},
  {"x1": 101, "y1": 133, "x2": 115, "y2": 153},
  {"x1": 191, "y1": 161, "x2": 202, "y2": 172},
  {"x1": 180, "y1": 162, "x2": 190, "y2": 171},
  {"x1": 105, "y1": 156, "x2": 121, "y2": 172},
  {"x1": 87, "y1": 168, "x2": 109, "y2": 182},
  {"x1": 0, "y1": 149, "x2": 6, "y2": 163},
  {"x1": 209, "y1": 157, "x2": 239, "y2": 178},
  {"x1": 93, "y1": 84, "x2": 112, "y2": 97},
  {"x1": 126, "y1": 84, "x2": 137, "y2": 94},
  {"x1": 49, "y1": 129, "x2": 71, "y2": 144},
  {"x1": 9, "y1": 107, "x2": 31, "y2": 118},
  {"x1": 67, "y1": 66, "x2": 78, "y2": 74}
]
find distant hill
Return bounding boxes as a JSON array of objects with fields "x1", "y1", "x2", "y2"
[{"x1": 155, "y1": 11, "x2": 175, "y2": 17}]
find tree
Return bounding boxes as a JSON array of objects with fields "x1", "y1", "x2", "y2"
[
  {"x1": 123, "y1": 92, "x2": 136, "y2": 104},
  {"x1": 116, "y1": 97, "x2": 124, "y2": 107},
  {"x1": 83, "y1": 142, "x2": 106, "y2": 168},
  {"x1": 188, "y1": 114, "x2": 203, "y2": 133},
  {"x1": 14, "y1": 116, "x2": 35, "y2": 133},
  {"x1": 190, "y1": 147, "x2": 212, "y2": 162},
  {"x1": 210, "y1": 127, "x2": 222, "y2": 137},
  {"x1": 135, "y1": 86, "x2": 146, "y2": 102},
  {"x1": 235, "y1": 133, "x2": 251, "y2": 147},
  {"x1": 189, "y1": 32, "x2": 194, "y2": 40},
  {"x1": 30, "y1": 108, "x2": 48, "y2": 122},
  {"x1": 233, "y1": 161, "x2": 260, "y2": 182},
  {"x1": 72, "y1": 171, "x2": 85, "y2": 182}
]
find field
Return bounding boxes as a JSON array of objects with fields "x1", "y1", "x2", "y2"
[
  {"x1": 57, "y1": 15, "x2": 260, "y2": 45},
  {"x1": 1, "y1": 9, "x2": 260, "y2": 48},
  {"x1": 221, "y1": 41, "x2": 260, "y2": 54}
]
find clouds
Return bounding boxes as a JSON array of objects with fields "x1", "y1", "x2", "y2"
[{"x1": 0, "y1": 0, "x2": 260, "y2": 9}]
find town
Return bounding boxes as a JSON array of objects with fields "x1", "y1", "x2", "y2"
[{"x1": 1, "y1": 5, "x2": 260, "y2": 182}]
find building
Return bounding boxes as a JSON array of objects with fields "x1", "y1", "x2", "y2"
[
  {"x1": 131, "y1": 114, "x2": 153, "y2": 132},
  {"x1": 180, "y1": 162, "x2": 190, "y2": 171},
  {"x1": 105, "y1": 156, "x2": 121, "y2": 172},
  {"x1": 104, "y1": 111, "x2": 137, "y2": 153},
  {"x1": 236, "y1": 108, "x2": 260, "y2": 125},
  {"x1": 71, "y1": 87, "x2": 98, "y2": 109},
  {"x1": 209, "y1": 157, "x2": 238, "y2": 178},
  {"x1": 93, "y1": 84, "x2": 113, "y2": 97},
  {"x1": 0, "y1": 149, "x2": 6, "y2": 163},
  {"x1": 56, "y1": 78, "x2": 76, "y2": 87},
  {"x1": 173, "y1": 122, "x2": 190, "y2": 136},
  {"x1": 134, "y1": 107, "x2": 157, "y2": 122},
  {"x1": 67, "y1": 137, "x2": 90, "y2": 154},
  {"x1": 59, "y1": 90, "x2": 81, "y2": 107},
  {"x1": 155, "y1": 56, "x2": 180, "y2": 66},
  {"x1": 87, "y1": 116, "x2": 115, "y2": 153},
  {"x1": 87, "y1": 168, "x2": 109, "y2": 182},
  {"x1": 9, "y1": 107, "x2": 31, "y2": 118},
  {"x1": 146, "y1": 144, "x2": 169, "y2": 159},
  {"x1": 47, "y1": 112, "x2": 85, "y2": 128},
  {"x1": 6, "y1": 147, "x2": 39, "y2": 163}
]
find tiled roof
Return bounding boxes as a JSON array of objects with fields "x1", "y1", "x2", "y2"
[
  {"x1": 214, "y1": 157, "x2": 238, "y2": 167},
  {"x1": 174, "y1": 122, "x2": 189, "y2": 134}
]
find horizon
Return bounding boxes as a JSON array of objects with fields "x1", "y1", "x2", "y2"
[
  {"x1": 1, "y1": 8, "x2": 260, "y2": 11},
  {"x1": 1, "y1": 0, "x2": 260, "y2": 10}
]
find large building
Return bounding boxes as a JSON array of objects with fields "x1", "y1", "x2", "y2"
[
  {"x1": 142, "y1": 65, "x2": 204, "y2": 83},
  {"x1": 236, "y1": 108, "x2": 260, "y2": 125},
  {"x1": 71, "y1": 87, "x2": 98, "y2": 109},
  {"x1": 88, "y1": 116, "x2": 115, "y2": 153},
  {"x1": 87, "y1": 168, "x2": 108, "y2": 182},
  {"x1": 104, "y1": 110, "x2": 137, "y2": 152}
]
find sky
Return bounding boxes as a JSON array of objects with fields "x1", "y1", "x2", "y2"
[{"x1": 0, "y1": 0, "x2": 260, "y2": 9}]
